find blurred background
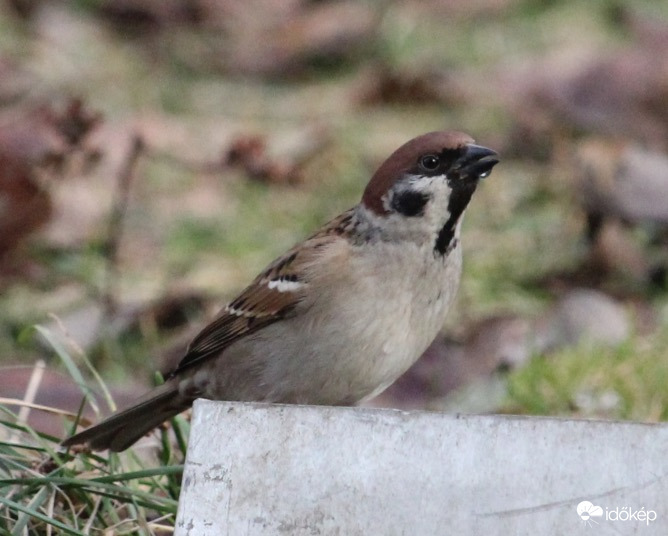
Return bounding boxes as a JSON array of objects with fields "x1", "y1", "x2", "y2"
[{"x1": 1, "y1": 0, "x2": 667, "y2": 436}]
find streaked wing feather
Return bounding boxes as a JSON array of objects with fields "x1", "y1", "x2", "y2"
[
  {"x1": 168, "y1": 209, "x2": 355, "y2": 378},
  {"x1": 167, "y1": 224, "x2": 342, "y2": 378}
]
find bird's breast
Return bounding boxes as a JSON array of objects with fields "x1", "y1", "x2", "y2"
[
  {"x1": 284, "y1": 238, "x2": 463, "y2": 402},
  {"x1": 194, "y1": 238, "x2": 463, "y2": 405}
]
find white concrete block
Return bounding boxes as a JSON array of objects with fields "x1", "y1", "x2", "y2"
[{"x1": 175, "y1": 400, "x2": 668, "y2": 536}]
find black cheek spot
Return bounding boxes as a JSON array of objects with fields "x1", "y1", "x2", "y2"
[{"x1": 391, "y1": 190, "x2": 431, "y2": 217}]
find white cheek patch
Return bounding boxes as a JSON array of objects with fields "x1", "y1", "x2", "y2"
[{"x1": 267, "y1": 279, "x2": 303, "y2": 293}]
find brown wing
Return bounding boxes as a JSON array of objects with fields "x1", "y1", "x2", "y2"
[
  {"x1": 166, "y1": 209, "x2": 355, "y2": 378},
  {"x1": 167, "y1": 253, "x2": 304, "y2": 378},
  {"x1": 168, "y1": 209, "x2": 353, "y2": 378}
]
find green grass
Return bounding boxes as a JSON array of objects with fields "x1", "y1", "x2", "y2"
[
  {"x1": 0, "y1": 326, "x2": 187, "y2": 534},
  {"x1": 505, "y1": 326, "x2": 668, "y2": 421}
]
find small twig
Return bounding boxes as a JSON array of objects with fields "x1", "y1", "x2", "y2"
[
  {"x1": 101, "y1": 134, "x2": 144, "y2": 320},
  {"x1": 0, "y1": 397, "x2": 87, "y2": 420},
  {"x1": 82, "y1": 495, "x2": 102, "y2": 534},
  {"x1": 46, "y1": 489, "x2": 55, "y2": 536},
  {"x1": 9, "y1": 359, "x2": 46, "y2": 443}
]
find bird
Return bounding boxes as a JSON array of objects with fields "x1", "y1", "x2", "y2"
[{"x1": 62, "y1": 130, "x2": 499, "y2": 451}]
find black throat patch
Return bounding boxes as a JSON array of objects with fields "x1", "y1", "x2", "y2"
[
  {"x1": 434, "y1": 182, "x2": 477, "y2": 256},
  {"x1": 391, "y1": 189, "x2": 431, "y2": 217}
]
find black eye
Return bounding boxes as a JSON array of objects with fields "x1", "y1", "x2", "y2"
[{"x1": 419, "y1": 154, "x2": 440, "y2": 172}]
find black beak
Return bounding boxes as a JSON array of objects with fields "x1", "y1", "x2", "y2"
[{"x1": 456, "y1": 144, "x2": 499, "y2": 179}]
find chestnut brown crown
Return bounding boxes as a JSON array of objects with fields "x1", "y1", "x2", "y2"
[{"x1": 362, "y1": 131, "x2": 498, "y2": 215}]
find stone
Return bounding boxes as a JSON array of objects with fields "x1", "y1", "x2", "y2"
[{"x1": 176, "y1": 400, "x2": 668, "y2": 535}]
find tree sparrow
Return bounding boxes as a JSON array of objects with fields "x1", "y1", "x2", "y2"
[{"x1": 62, "y1": 130, "x2": 498, "y2": 451}]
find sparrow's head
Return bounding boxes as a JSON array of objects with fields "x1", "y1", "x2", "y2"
[{"x1": 360, "y1": 131, "x2": 498, "y2": 254}]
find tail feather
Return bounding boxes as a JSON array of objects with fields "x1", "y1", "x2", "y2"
[{"x1": 61, "y1": 383, "x2": 190, "y2": 452}]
